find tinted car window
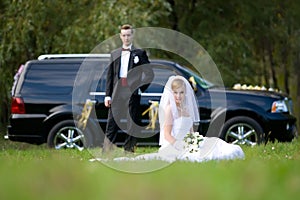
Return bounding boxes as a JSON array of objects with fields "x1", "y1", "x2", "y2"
[
  {"x1": 143, "y1": 66, "x2": 177, "y2": 93},
  {"x1": 11, "y1": 64, "x2": 25, "y2": 96},
  {"x1": 21, "y1": 63, "x2": 81, "y2": 95},
  {"x1": 95, "y1": 64, "x2": 178, "y2": 93},
  {"x1": 95, "y1": 68, "x2": 108, "y2": 92}
]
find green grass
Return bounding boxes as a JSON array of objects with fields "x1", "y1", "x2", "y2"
[{"x1": 0, "y1": 133, "x2": 300, "y2": 200}]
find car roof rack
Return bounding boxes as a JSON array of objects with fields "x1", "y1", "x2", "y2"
[{"x1": 38, "y1": 54, "x2": 110, "y2": 60}]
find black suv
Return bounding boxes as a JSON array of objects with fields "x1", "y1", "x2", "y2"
[{"x1": 6, "y1": 54, "x2": 298, "y2": 150}]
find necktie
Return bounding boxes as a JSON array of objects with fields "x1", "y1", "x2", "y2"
[{"x1": 122, "y1": 48, "x2": 130, "y2": 51}]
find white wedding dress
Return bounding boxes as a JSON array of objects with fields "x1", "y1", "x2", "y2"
[
  {"x1": 114, "y1": 117, "x2": 245, "y2": 163},
  {"x1": 109, "y1": 76, "x2": 245, "y2": 163}
]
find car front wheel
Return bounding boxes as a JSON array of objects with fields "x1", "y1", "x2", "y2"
[
  {"x1": 47, "y1": 120, "x2": 93, "y2": 151},
  {"x1": 220, "y1": 116, "x2": 264, "y2": 146}
]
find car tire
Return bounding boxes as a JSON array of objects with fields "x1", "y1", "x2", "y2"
[
  {"x1": 47, "y1": 120, "x2": 94, "y2": 150},
  {"x1": 220, "y1": 116, "x2": 264, "y2": 146}
]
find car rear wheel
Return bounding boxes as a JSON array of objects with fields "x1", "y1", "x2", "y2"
[
  {"x1": 220, "y1": 116, "x2": 264, "y2": 146},
  {"x1": 47, "y1": 120, "x2": 93, "y2": 151}
]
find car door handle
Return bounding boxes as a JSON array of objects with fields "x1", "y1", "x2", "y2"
[{"x1": 86, "y1": 99, "x2": 98, "y2": 105}]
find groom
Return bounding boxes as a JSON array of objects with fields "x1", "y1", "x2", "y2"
[{"x1": 103, "y1": 24, "x2": 154, "y2": 153}]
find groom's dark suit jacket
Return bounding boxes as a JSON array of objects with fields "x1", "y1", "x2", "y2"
[
  {"x1": 104, "y1": 46, "x2": 153, "y2": 150},
  {"x1": 105, "y1": 46, "x2": 153, "y2": 98}
]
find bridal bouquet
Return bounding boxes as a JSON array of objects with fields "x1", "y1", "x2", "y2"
[{"x1": 184, "y1": 132, "x2": 204, "y2": 153}]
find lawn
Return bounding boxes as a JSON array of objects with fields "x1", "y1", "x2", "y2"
[{"x1": 0, "y1": 132, "x2": 299, "y2": 200}]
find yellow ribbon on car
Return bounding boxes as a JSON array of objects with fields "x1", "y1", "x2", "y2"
[
  {"x1": 78, "y1": 99, "x2": 95, "y2": 130},
  {"x1": 142, "y1": 100, "x2": 159, "y2": 130},
  {"x1": 189, "y1": 76, "x2": 197, "y2": 92}
]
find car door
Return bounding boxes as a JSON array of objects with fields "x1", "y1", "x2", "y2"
[{"x1": 139, "y1": 64, "x2": 180, "y2": 132}]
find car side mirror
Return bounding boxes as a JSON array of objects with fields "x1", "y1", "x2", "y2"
[{"x1": 189, "y1": 76, "x2": 197, "y2": 92}]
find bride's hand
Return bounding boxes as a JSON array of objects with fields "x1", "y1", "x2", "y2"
[{"x1": 173, "y1": 140, "x2": 185, "y2": 151}]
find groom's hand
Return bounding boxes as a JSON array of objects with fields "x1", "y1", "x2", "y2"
[
  {"x1": 173, "y1": 140, "x2": 185, "y2": 151},
  {"x1": 104, "y1": 97, "x2": 111, "y2": 108},
  {"x1": 104, "y1": 99, "x2": 111, "y2": 108}
]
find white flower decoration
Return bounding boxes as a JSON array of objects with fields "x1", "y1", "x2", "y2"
[
  {"x1": 134, "y1": 56, "x2": 139, "y2": 64},
  {"x1": 183, "y1": 132, "x2": 204, "y2": 153}
]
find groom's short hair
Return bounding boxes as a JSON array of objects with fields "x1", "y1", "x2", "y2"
[{"x1": 120, "y1": 24, "x2": 133, "y2": 33}]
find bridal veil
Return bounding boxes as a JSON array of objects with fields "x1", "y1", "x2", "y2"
[{"x1": 158, "y1": 75, "x2": 200, "y2": 146}]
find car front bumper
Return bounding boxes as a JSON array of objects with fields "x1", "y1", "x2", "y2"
[{"x1": 266, "y1": 113, "x2": 297, "y2": 142}]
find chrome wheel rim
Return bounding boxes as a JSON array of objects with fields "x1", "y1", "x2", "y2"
[
  {"x1": 54, "y1": 126, "x2": 85, "y2": 151},
  {"x1": 225, "y1": 123, "x2": 258, "y2": 146}
]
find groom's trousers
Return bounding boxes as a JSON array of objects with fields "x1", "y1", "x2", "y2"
[{"x1": 104, "y1": 85, "x2": 141, "y2": 153}]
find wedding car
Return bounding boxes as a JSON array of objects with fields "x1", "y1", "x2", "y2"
[{"x1": 6, "y1": 54, "x2": 297, "y2": 150}]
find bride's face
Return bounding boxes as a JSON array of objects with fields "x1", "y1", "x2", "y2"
[{"x1": 172, "y1": 86, "x2": 185, "y2": 105}]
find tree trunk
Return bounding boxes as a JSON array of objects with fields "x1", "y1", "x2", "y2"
[
  {"x1": 262, "y1": 41, "x2": 269, "y2": 87},
  {"x1": 167, "y1": 0, "x2": 178, "y2": 30},
  {"x1": 279, "y1": 0, "x2": 290, "y2": 94},
  {"x1": 262, "y1": 51, "x2": 269, "y2": 87},
  {"x1": 282, "y1": 46, "x2": 290, "y2": 94},
  {"x1": 296, "y1": 53, "x2": 300, "y2": 127},
  {"x1": 267, "y1": 42, "x2": 278, "y2": 89}
]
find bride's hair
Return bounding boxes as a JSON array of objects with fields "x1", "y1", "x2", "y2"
[{"x1": 171, "y1": 79, "x2": 185, "y2": 91}]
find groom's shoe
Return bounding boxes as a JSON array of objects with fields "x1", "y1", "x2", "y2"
[
  {"x1": 124, "y1": 136, "x2": 137, "y2": 153},
  {"x1": 102, "y1": 137, "x2": 116, "y2": 155},
  {"x1": 124, "y1": 145, "x2": 136, "y2": 155}
]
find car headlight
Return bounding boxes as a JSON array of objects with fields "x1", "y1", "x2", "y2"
[{"x1": 271, "y1": 100, "x2": 288, "y2": 113}]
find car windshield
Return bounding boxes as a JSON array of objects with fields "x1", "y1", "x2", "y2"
[
  {"x1": 181, "y1": 67, "x2": 215, "y2": 89},
  {"x1": 194, "y1": 73, "x2": 214, "y2": 89}
]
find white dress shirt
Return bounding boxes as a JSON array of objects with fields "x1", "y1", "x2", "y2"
[
  {"x1": 105, "y1": 44, "x2": 132, "y2": 102},
  {"x1": 119, "y1": 44, "x2": 132, "y2": 78}
]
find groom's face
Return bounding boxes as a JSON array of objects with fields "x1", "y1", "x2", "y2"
[{"x1": 120, "y1": 29, "x2": 134, "y2": 47}]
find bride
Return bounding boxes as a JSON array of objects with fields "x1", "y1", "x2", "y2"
[{"x1": 115, "y1": 75, "x2": 245, "y2": 162}]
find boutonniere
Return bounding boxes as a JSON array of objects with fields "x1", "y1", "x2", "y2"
[{"x1": 133, "y1": 55, "x2": 139, "y2": 64}]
